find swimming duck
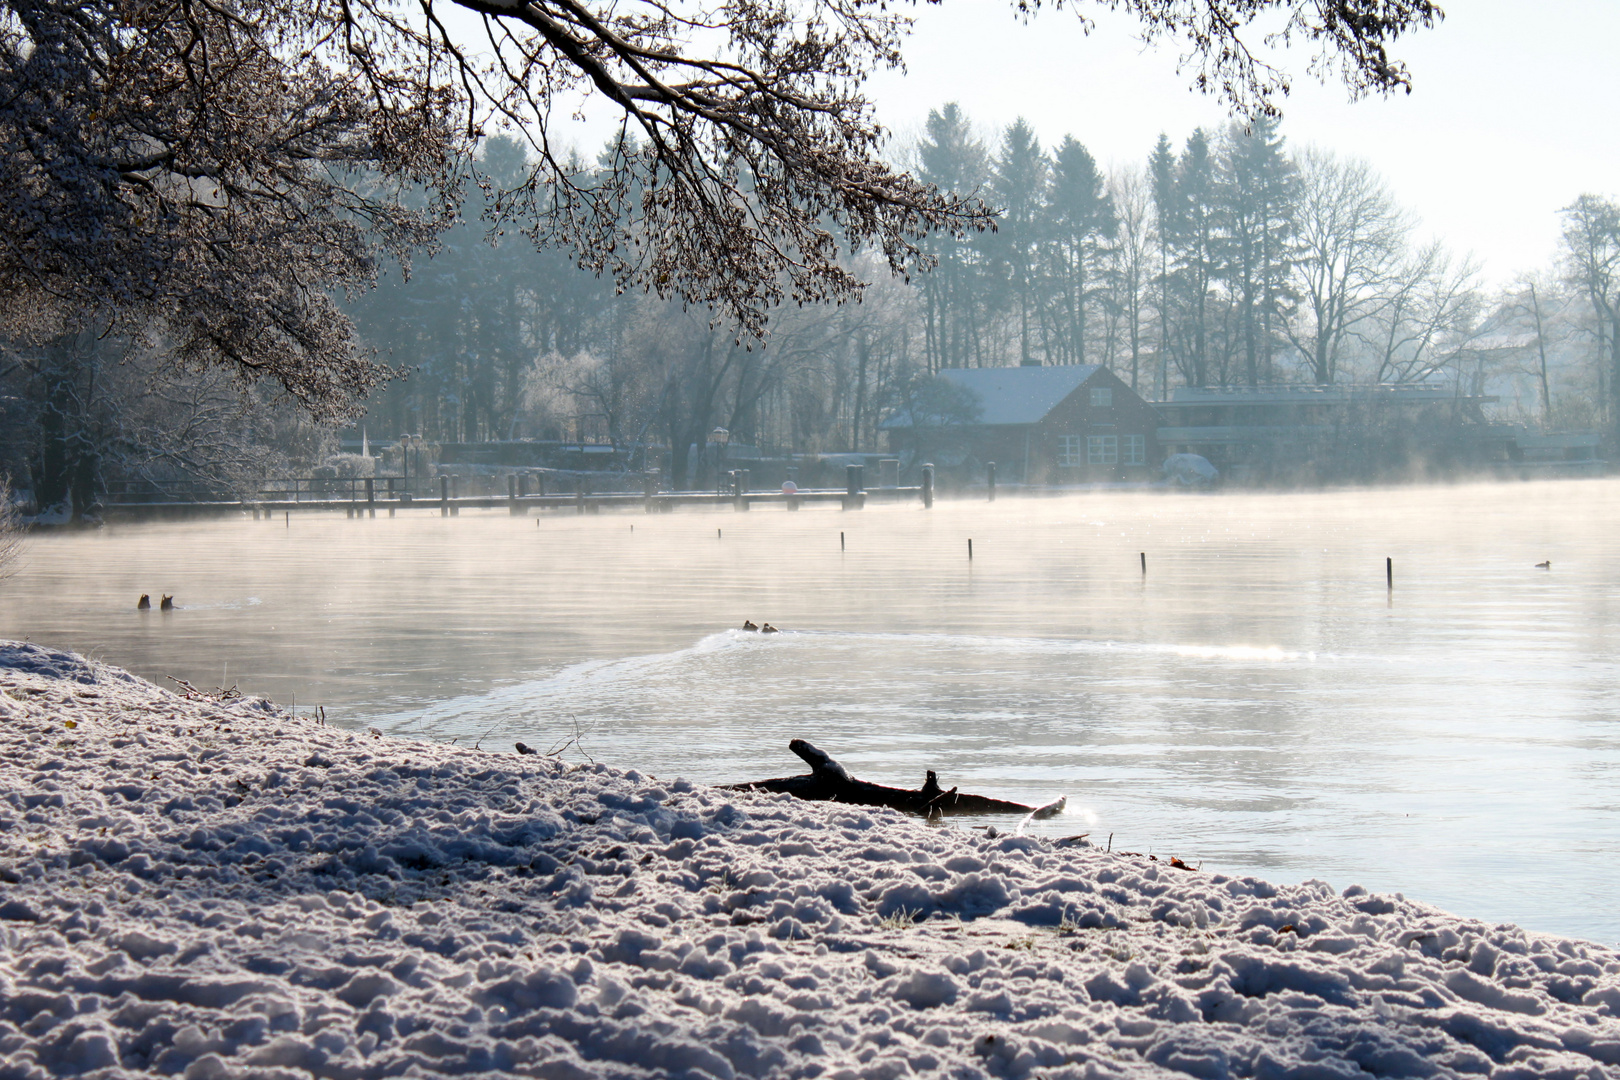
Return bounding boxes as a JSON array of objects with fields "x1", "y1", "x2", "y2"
[
  {"x1": 137, "y1": 594, "x2": 151, "y2": 610},
  {"x1": 160, "y1": 595, "x2": 174, "y2": 610},
  {"x1": 1535, "y1": 561, "x2": 1551, "y2": 570},
  {"x1": 760, "y1": 623, "x2": 780, "y2": 634},
  {"x1": 742, "y1": 620, "x2": 759, "y2": 632}
]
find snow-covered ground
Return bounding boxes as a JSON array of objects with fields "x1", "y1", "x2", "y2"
[{"x1": 2, "y1": 642, "x2": 1620, "y2": 1080}]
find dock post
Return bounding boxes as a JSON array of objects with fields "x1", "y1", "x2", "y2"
[
  {"x1": 734, "y1": 469, "x2": 750, "y2": 511},
  {"x1": 844, "y1": 464, "x2": 865, "y2": 510},
  {"x1": 450, "y1": 475, "x2": 459, "y2": 515},
  {"x1": 1387, "y1": 557, "x2": 1393, "y2": 590},
  {"x1": 921, "y1": 464, "x2": 934, "y2": 509},
  {"x1": 987, "y1": 462, "x2": 996, "y2": 502},
  {"x1": 440, "y1": 476, "x2": 450, "y2": 516},
  {"x1": 508, "y1": 474, "x2": 519, "y2": 515},
  {"x1": 386, "y1": 477, "x2": 396, "y2": 516},
  {"x1": 365, "y1": 477, "x2": 375, "y2": 518}
]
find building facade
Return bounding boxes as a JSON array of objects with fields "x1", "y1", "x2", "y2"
[{"x1": 883, "y1": 365, "x2": 1162, "y2": 484}]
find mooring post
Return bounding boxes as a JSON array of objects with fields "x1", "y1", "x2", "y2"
[
  {"x1": 987, "y1": 462, "x2": 996, "y2": 502},
  {"x1": 439, "y1": 476, "x2": 449, "y2": 516},
  {"x1": 844, "y1": 464, "x2": 865, "y2": 510},
  {"x1": 968, "y1": 538, "x2": 973, "y2": 560},
  {"x1": 1387, "y1": 557, "x2": 1393, "y2": 590},
  {"x1": 1141, "y1": 552, "x2": 1147, "y2": 575},
  {"x1": 921, "y1": 463, "x2": 935, "y2": 509},
  {"x1": 450, "y1": 475, "x2": 459, "y2": 515},
  {"x1": 735, "y1": 468, "x2": 750, "y2": 511},
  {"x1": 840, "y1": 531, "x2": 845, "y2": 552},
  {"x1": 365, "y1": 477, "x2": 375, "y2": 518}
]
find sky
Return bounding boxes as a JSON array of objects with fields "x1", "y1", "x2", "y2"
[{"x1": 860, "y1": 0, "x2": 1620, "y2": 288}]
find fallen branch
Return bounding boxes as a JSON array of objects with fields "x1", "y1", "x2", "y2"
[{"x1": 727, "y1": 740, "x2": 1065, "y2": 820}]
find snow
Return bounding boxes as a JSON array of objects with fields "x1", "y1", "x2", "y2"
[{"x1": 2, "y1": 640, "x2": 1620, "y2": 1079}]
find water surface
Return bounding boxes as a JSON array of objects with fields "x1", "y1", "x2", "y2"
[{"x1": 3, "y1": 479, "x2": 1617, "y2": 941}]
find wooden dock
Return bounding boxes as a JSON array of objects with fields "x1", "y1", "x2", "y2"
[{"x1": 101, "y1": 486, "x2": 926, "y2": 521}]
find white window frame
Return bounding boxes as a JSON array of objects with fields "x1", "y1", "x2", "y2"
[
  {"x1": 1057, "y1": 434, "x2": 1083, "y2": 467},
  {"x1": 1088, "y1": 434, "x2": 1118, "y2": 465},
  {"x1": 1089, "y1": 387, "x2": 1113, "y2": 408},
  {"x1": 1124, "y1": 433, "x2": 1145, "y2": 466}
]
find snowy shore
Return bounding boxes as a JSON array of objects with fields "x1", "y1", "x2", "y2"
[{"x1": 2, "y1": 642, "x2": 1619, "y2": 1079}]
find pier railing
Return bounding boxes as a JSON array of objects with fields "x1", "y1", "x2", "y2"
[{"x1": 101, "y1": 464, "x2": 937, "y2": 520}]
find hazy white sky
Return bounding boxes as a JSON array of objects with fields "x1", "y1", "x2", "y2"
[{"x1": 863, "y1": 0, "x2": 1620, "y2": 288}]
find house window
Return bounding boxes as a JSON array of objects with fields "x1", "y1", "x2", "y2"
[
  {"x1": 1057, "y1": 435, "x2": 1083, "y2": 467},
  {"x1": 1088, "y1": 435, "x2": 1118, "y2": 465},
  {"x1": 1125, "y1": 434, "x2": 1145, "y2": 466},
  {"x1": 1089, "y1": 387, "x2": 1113, "y2": 408}
]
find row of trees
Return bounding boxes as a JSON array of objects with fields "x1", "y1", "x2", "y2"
[
  {"x1": 0, "y1": 0, "x2": 1446, "y2": 514},
  {"x1": 350, "y1": 117, "x2": 1620, "y2": 475}
]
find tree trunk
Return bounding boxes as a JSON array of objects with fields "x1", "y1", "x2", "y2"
[{"x1": 728, "y1": 739, "x2": 1065, "y2": 819}]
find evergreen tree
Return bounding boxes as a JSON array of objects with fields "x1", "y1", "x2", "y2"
[
  {"x1": 916, "y1": 105, "x2": 990, "y2": 371},
  {"x1": 1217, "y1": 118, "x2": 1298, "y2": 386},
  {"x1": 988, "y1": 120, "x2": 1049, "y2": 366},
  {"x1": 1046, "y1": 137, "x2": 1117, "y2": 367},
  {"x1": 1147, "y1": 134, "x2": 1179, "y2": 396}
]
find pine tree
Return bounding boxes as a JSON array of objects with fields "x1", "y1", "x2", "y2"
[
  {"x1": 1046, "y1": 137, "x2": 1118, "y2": 367},
  {"x1": 1148, "y1": 134, "x2": 1179, "y2": 396},
  {"x1": 1217, "y1": 118, "x2": 1298, "y2": 387},
  {"x1": 988, "y1": 120, "x2": 1049, "y2": 366},
  {"x1": 916, "y1": 104, "x2": 990, "y2": 371}
]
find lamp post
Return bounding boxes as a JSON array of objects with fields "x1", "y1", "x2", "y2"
[
  {"x1": 398, "y1": 433, "x2": 423, "y2": 494},
  {"x1": 708, "y1": 427, "x2": 729, "y2": 494}
]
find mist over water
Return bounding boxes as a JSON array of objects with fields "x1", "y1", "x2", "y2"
[{"x1": 4, "y1": 479, "x2": 1618, "y2": 941}]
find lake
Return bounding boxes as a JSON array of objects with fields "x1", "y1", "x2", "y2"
[{"x1": 3, "y1": 478, "x2": 1617, "y2": 942}]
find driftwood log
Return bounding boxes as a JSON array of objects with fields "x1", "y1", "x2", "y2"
[{"x1": 728, "y1": 739, "x2": 1066, "y2": 820}]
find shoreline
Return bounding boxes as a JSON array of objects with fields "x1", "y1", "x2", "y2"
[{"x1": 2, "y1": 640, "x2": 1619, "y2": 1079}]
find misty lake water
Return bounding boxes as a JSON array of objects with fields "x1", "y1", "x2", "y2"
[{"x1": 3, "y1": 478, "x2": 1619, "y2": 942}]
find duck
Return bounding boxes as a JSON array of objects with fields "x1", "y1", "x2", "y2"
[
  {"x1": 741, "y1": 620, "x2": 759, "y2": 632},
  {"x1": 137, "y1": 594, "x2": 151, "y2": 610},
  {"x1": 760, "y1": 623, "x2": 780, "y2": 634},
  {"x1": 1535, "y1": 561, "x2": 1551, "y2": 570},
  {"x1": 160, "y1": 595, "x2": 174, "y2": 610}
]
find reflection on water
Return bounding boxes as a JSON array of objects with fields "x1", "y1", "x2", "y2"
[{"x1": 2, "y1": 479, "x2": 1618, "y2": 941}]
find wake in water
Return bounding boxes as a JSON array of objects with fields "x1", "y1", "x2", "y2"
[{"x1": 370, "y1": 626, "x2": 1369, "y2": 813}]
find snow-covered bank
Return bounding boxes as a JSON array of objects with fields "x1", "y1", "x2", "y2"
[{"x1": 1, "y1": 643, "x2": 1619, "y2": 1080}]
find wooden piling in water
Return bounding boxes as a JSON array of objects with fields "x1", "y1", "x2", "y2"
[
  {"x1": 1141, "y1": 552, "x2": 1146, "y2": 575},
  {"x1": 440, "y1": 476, "x2": 450, "y2": 516},
  {"x1": 921, "y1": 464, "x2": 934, "y2": 509},
  {"x1": 968, "y1": 538, "x2": 973, "y2": 560},
  {"x1": 1387, "y1": 557, "x2": 1393, "y2": 589}
]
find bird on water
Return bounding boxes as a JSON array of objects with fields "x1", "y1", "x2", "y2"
[
  {"x1": 741, "y1": 620, "x2": 759, "y2": 631},
  {"x1": 137, "y1": 595, "x2": 151, "y2": 610},
  {"x1": 760, "y1": 623, "x2": 779, "y2": 634},
  {"x1": 160, "y1": 595, "x2": 174, "y2": 610},
  {"x1": 1536, "y1": 561, "x2": 1551, "y2": 570}
]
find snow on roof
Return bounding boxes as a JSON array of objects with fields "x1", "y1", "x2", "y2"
[
  {"x1": 937, "y1": 364, "x2": 1104, "y2": 425},
  {"x1": 3, "y1": 641, "x2": 1619, "y2": 1078},
  {"x1": 883, "y1": 364, "x2": 1106, "y2": 429}
]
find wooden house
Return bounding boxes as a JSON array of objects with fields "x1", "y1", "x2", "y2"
[{"x1": 882, "y1": 365, "x2": 1162, "y2": 484}]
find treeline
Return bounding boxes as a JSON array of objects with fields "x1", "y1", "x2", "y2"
[
  {"x1": 5, "y1": 113, "x2": 1617, "y2": 508},
  {"x1": 354, "y1": 114, "x2": 1620, "y2": 473}
]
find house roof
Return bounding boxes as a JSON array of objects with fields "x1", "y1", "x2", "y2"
[{"x1": 884, "y1": 365, "x2": 1104, "y2": 428}]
